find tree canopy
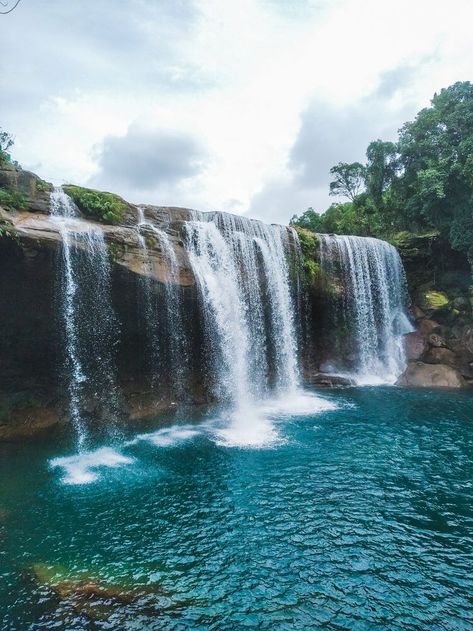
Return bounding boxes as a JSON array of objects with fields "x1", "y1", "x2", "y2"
[{"x1": 291, "y1": 81, "x2": 473, "y2": 265}]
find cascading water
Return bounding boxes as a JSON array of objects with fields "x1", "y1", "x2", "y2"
[
  {"x1": 183, "y1": 211, "x2": 303, "y2": 443},
  {"x1": 318, "y1": 234, "x2": 413, "y2": 384},
  {"x1": 136, "y1": 208, "x2": 161, "y2": 387},
  {"x1": 51, "y1": 187, "x2": 120, "y2": 447},
  {"x1": 136, "y1": 209, "x2": 187, "y2": 398}
]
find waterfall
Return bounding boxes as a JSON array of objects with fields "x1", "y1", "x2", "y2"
[
  {"x1": 318, "y1": 234, "x2": 412, "y2": 384},
  {"x1": 51, "y1": 188, "x2": 120, "y2": 447},
  {"x1": 135, "y1": 208, "x2": 161, "y2": 388},
  {"x1": 136, "y1": 209, "x2": 187, "y2": 398},
  {"x1": 183, "y1": 212, "x2": 301, "y2": 424}
]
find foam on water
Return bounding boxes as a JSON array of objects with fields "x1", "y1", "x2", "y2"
[
  {"x1": 50, "y1": 389, "x2": 339, "y2": 483},
  {"x1": 132, "y1": 425, "x2": 201, "y2": 448},
  {"x1": 50, "y1": 447, "x2": 134, "y2": 485},
  {"x1": 211, "y1": 389, "x2": 339, "y2": 448}
]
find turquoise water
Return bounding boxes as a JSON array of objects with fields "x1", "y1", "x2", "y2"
[{"x1": 1, "y1": 387, "x2": 472, "y2": 629}]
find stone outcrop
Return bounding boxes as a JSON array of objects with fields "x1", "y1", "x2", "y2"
[
  {"x1": 0, "y1": 162, "x2": 52, "y2": 213},
  {"x1": 397, "y1": 362, "x2": 465, "y2": 388},
  {"x1": 396, "y1": 245, "x2": 473, "y2": 388},
  {"x1": 0, "y1": 165, "x2": 206, "y2": 440}
]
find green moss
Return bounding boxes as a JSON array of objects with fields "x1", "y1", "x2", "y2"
[
  {"x1": 0, "y1": 187, "x2": 27, "y2": 211},
  {"x1": 389, "y1": 230, "x2": 440, "y2": 250},
  {"x1": 107, "y1": 242, "x2": 125, "y2": 265},
  {"x1": 293, "y1": 225, "x2": 320, "y2": 286},
  {"x1": 63, "y1": 185, "x2": 127, "y2": 225},
  {"x1": 294, "y1": 225, "x2": 319, "y2": 254},
  {"x1": 35, "y1": 178, "x2": 52, "y2": 193},
  {"x1": 418, "y1": 290, "x2": 450, "y2": 313},
  {"x1": 304, "y1": 258, "x2": 321, "y2": 285}
]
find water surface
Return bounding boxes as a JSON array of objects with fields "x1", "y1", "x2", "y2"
[{"x1": 1, "y1": 387, "x2": 472, "y2": 629}]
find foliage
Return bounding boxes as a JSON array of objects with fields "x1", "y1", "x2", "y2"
[
  {"x1": 0, "y1": 215, "x2": 18, "y2": 241},
  {"x1": 291, "y1": 201, "x2": 372, "y2": 236},
  {"x1": 293, "y1": 225, "x2": 320, "y2": 285},
  {"x1": 329, "y1": 162, "x2": 365, "y2": 201},
  {"x1": 0, "y1": 187, "x2": 27, "y2": 210},
  {"x1": 0, "y1": 128, "x2": 14, "y2": 164},
  {"x1": 35, "y1": 178, "x2": 52, "y2": 193},
  {"x1": 63, "y1": 185, "x2": 127, "y2": 224},
  {"x1": 291, "y1": 81, "x2": 473, "y2": 268}
]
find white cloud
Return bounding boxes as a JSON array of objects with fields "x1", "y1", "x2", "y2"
[{"x1": 2, "y1": 0, "x2": 473, "y2": 222}]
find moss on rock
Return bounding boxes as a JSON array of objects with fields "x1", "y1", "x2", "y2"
[
  {"x1": 63, "y1": 184, "x2": 128, "y2": 224},
  {"x1": 294, "y1": 226, "x2": 320, "y2": 286},
  {"x1": 418, "y1": 290, "x2": 450, "y2": 313}
]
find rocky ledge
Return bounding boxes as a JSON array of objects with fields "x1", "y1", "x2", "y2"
[{"x1": 397, "y1": 304, "x2": 473, "y2": 389}]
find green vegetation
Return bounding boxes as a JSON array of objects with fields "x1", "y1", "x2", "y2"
[
  {"x1": 0, "y1": 128, "x2": 14, "y2": 165},
  {"x1": 291, "y1": 82, "x2": 473, "y2": 269},
  {"x1": 63, "y1": 185, "x2": 127, "y2": 224},
  {"x1": 0, "y1": 214, "x2": 17, "y2": 241},
  {"x1": 0, "y1": 188, "x2": 27, "y2": 211},
  {"x1": 35, "y1": 178, "x2": 52, "y2": 193},
  {"x1": 293, "y1": 225, "x2": 320, "y2": 285}
]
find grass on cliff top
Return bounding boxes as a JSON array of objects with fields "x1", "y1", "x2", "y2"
[{"x1": 63, "y1": 185, "x2": 128, "y2": 225}]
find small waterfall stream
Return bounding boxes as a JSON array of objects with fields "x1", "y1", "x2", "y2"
[
  {"x1": 51, "y1": 188, "x2": 120, "y2": 447},
  {"x1": 136, "y1": 209, "x2": 187, "y2": 398},
  {"x1": 318, "y1": 234, "x2": 412, "y2": 384}
]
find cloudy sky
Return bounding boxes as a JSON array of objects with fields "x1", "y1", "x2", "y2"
[{"x1": 1, "y1": 0, "x2": 473, "y2": 223}]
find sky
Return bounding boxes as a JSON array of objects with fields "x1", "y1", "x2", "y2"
[{"x1": 1, "y1": 0, "x2": 473, "y2": 224}]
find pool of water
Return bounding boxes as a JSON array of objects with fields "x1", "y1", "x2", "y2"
[{"x1": 1, "y1": 387, "x2": 472, "y2": 629}]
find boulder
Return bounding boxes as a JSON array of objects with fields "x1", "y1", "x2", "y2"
[
  {"x1": 308, "y1": 372, "x2": 355, "y2": 387},
  {"x1": 418, "y1": 318, "x2": 441, "y2": 336},
  {"x1": 410, "y1": 305, "x2": 426, "y2": 321},
  {"x1": 428, "y1": 333, "x2": 447, "y2": 348},
  {"x1": 0, "y1": 163, "x2": 52, "y2": 213},
  {"x1": 423, "y1": 347, "x2": 457, "y2": 367},
  {"x1": 404, "y1": 331, "x2": 428, "y2": 361},
  {"x1": 396, "y1": 362, "x2": 465, "y2": 388}
]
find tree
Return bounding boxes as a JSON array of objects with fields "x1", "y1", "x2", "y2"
[
  {"x1": 365, "y1": 140, "x2": 399, "y2": 210},
  {"x1": 397, "y1": 81, "x2": 473, "y2": 257},
  {"x1": 329, "y1": 162, "x2": 366, "y2": 201},
  {"x1": 0, "y1": 128, "x2": 14, "y2": 164}
]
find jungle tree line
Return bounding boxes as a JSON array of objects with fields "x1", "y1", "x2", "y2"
[{"x1": 291, "y1": 81, "x2": 473, "y2": 265}]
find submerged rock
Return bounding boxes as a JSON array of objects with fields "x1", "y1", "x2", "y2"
[
  {"x1": 307, "y1": 372, "x2": 356, "y2": 387},
  {"x1": 396, "y1": 362, "x2": 465, "y2": 388},
  {"x1": 30, "y1": 563, "x2": 158, "y2": 622}
]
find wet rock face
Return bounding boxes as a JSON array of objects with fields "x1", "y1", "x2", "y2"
[
  {"x1": 397, "y1": 362, "x2": 465, "y2": 388},
  {"x1": 0, "y1": 171, "x2": 207, "y2": 440},
  {"x1": 404, "y1": 331, "x2": 429, "y2": 361},
  {"x1": 402, "y1": 253, "x2": 473, "y2": 387}
]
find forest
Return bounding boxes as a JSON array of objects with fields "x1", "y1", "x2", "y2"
[{"x1": 291, "y1": 82, "x2": 473, "y2": 267}]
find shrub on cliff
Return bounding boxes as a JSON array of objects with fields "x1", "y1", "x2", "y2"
[
  {"x1": 0, "y1": 187, "x2": 27, "y2": 210},
  {"x1": 293, "y1": 225, "x2": 320, "y2": 286},
  {"x1": 63, "y1": 185, "x2": 127, "y2": 224}
]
